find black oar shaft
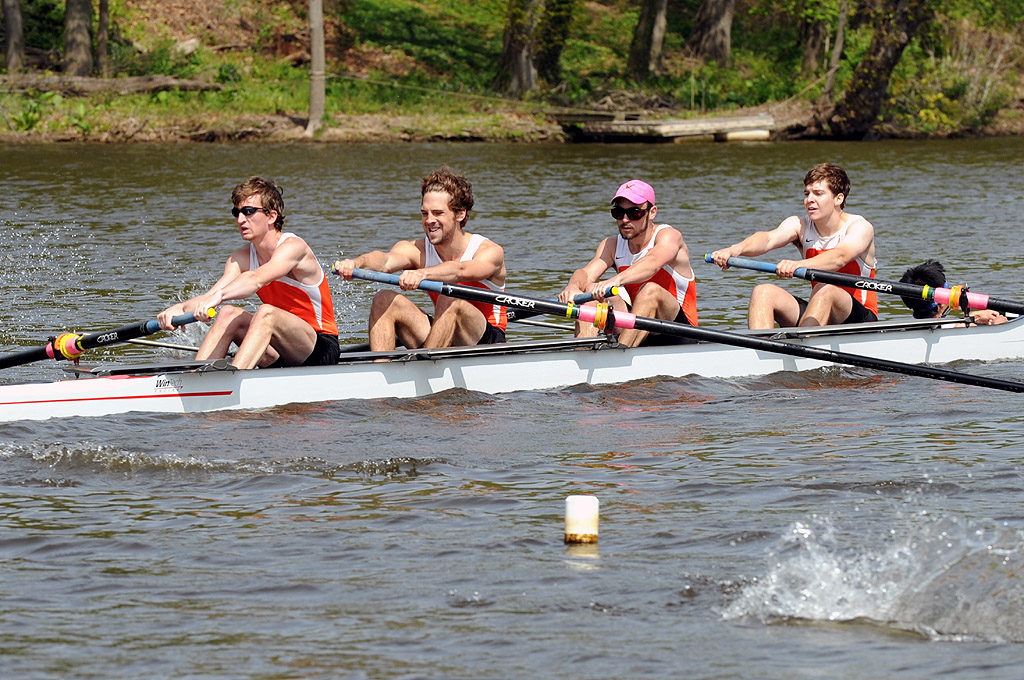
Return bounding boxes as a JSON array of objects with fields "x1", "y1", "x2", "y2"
[
  {"x1": 351, "y1": 268, "x2": 1024, "y2": 394},
  {"x1": 709, "y1": 254, "x2": 1024, "y2": 316},
  {"x1": 0, "y1": 312, "x2": 205, "y2": 370}
]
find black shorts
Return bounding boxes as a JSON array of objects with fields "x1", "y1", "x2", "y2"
[
  {"x1": 638, "y1": 307, "x2": 698, "y2": 346},
  {"x1": 268, "y1": 332, "x2": 340, "y2": 368},
  {"x1": 477, "y1": 322, "x2": 506, "y2": 345},
  {"x1": 792, "y1": 294, "x2": 878, "y2": 325}
]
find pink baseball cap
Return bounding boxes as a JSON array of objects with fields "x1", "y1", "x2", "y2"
[{"x1": 612, "y1": 180, "x2": 655, "y2": 207}]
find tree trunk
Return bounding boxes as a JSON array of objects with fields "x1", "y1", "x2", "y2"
[
  {"x1": 822, "y1": 0, "x2": 849, "y2": 102},
  {"x1": 800, "y1": 19, "x2": 828, "y2": 78},
  {"x1": 494, "y1": 0, "x2": 542, "y2": 96},
  {"x1": 305, "y1": 0, "x2": 325, "y2": 137},
  {"x1": 627, "y1": 0, "x2": 667, "y2": 83},
  {"x1": 821, "y1": 0, "x2": 934, "y2": 139},
  {"x1": 535, "y1": 0, "x2": 575, "y2": 85},
  {"x1": 3, "y1": 0, "x2": 24, "y2": 72},
  {"x1": 63, "y1": 0, "x2": 93, "y2": 76},
  {"x1": 686, "y1": 0, "x2": 735, "y2": 66},
  {"x1": 96, "y1": 0, "x2": 109, "y2": 76}
]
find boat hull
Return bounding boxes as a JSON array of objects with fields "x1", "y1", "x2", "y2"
[{"x1": 2, "y1": 318, "x2": 1022, "y2": 422}]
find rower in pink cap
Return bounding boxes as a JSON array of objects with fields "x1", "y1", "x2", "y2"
[{"x1": 557, "y1": 179, "x2": 698, "y2": 347}]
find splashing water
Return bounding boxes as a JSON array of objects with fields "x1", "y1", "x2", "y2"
[{"x1": 722, "y1": 511, "x2": 1024, "y2": 641}]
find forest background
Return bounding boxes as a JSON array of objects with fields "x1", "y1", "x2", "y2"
[{"x1": 0, "y1": 0, "x2": 1022, "y2": 143}]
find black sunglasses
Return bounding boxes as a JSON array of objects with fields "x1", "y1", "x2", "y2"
[
  {"x1": 232, "y1": 205, "x2": 268, "y2": 218},
  {"x1": 610, "y1": 205, "x2": 648, "y2": 221}
]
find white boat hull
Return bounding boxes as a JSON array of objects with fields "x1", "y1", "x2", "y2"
[{"x1": 2, "y1": 318, "x2": 1022, "y2": 422}]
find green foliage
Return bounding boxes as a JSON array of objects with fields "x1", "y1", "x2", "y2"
[
  {"x1": 20, "y1": 0, "x2": 65, "y2": 52},
  {"x1": 340, "y1": 0, "x2": 505, "y2": 91},
  {"x1": 111, "y1": 38, "x2": 201, "y2": 78},
  {"x1": 11, "y1": 91, "x2": 62, "y2": 131}
]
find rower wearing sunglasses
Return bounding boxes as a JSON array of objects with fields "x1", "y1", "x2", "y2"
[
  {"x1": 157, "y1": 176, "x2": 340, "y2": 369},
  {"x1": 557, "y1": 179, "x2": 698, "y2": 347}
]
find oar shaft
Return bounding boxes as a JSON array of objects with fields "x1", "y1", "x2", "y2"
[
  {"x1": 707, "y1": 254, "x2": 1024, "y2": 316},
  {"x1": 341, "y1": 268, "x2": 596, "y2": 322},
  {"x1": 0, "y1": 312, "x2": 205, "y2": 370},
  {"x1": 352, "y1": 268, "x2": 1024, "y2": 394}
]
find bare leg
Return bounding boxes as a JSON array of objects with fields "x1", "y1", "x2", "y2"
[
  {"x1": 618, "y1": 284, "x2": 677, "y2": 348},
  {"x1": 425, "y1": 297, "x2": 488, "y2": 348},
  {"x1": 799, "y1": 284, "x2": 853, "y2": 327},
  {"x1": 196, "y1": 305, "x2": 251, "y2": 360},
  {"x1": 232, "y1": 304, "x2": 318, "y2": 369},
  {"x1": 748, "y1": 283, "x2": 801, "y2": 330},
  {"x1": 368, "y1": 290, "x2": 431, "y2": 351}
]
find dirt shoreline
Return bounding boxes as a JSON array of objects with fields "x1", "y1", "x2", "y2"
[{"x1": 2, "y1": 101, "x2": 1023, "y2": 144}]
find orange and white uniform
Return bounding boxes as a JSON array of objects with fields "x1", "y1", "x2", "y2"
[
  {"x1": 248, "y1": 233, "x2": 339, "y2": 336},
  {"x1": 424, "y1": 233, "x2": 507, "y2": 331},
  {"x1": 614, "y1": 224, "x2": 698, "y2": 326},
  {"x1": 798, "y1": 215, "x2": 878, "y2": 315}
]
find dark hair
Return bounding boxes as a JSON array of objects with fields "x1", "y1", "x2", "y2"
[
  {"x1": 899, "y1": 260, "x2": 946, "y2": 318},
  {"x1": 421, "y1": 166, "x2": 474, "y2": 228},
  {"x1": 232, "y1": 177, "x2": 285, "y2": 230},
  {"x1": 804, "y1": 163, "x2": 851, "y2": 209}
]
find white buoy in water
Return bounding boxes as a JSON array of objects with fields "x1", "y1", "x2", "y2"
[{"x1": 564, "y1": 495, "x2": 599, "y2": 544}]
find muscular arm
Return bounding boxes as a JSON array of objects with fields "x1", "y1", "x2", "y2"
[
  {"x1": 402, "y1": 239, "x2": 505, "y2": 289},
  {"x1": 333, "y1": 240, "x2": 422, "y2": 279},
  {"x1": 782, "y1": 218, "x2": 875, "y2": 275},
  {"x1": 604, "y1": 227, "x2": 692, "y2": 290},
  {"x1": 709, "y1": 216, "x2": 803, "y2": 269}
]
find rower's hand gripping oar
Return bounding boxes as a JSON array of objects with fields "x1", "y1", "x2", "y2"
[
  {"x1": 349, "y1": 267, "x2": 1024, "y2": 394},
  {"x1": 0, "y1": 309, "x2": 215, "y2": 370},
  {"x1": 332, "y1": 266, "x2": 623, "y2": 323},
  {"x1": 705, "y1": 254, "x2": 1024, "y2": 317}
]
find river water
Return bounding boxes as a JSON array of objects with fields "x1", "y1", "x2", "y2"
[{"x1": 2, "y1": 138, "x2": 1024, "y2": 679}]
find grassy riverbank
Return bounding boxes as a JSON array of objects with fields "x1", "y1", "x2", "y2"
[{"x1": 1, "y1": 0, "x2": 1022, "y2": 143}]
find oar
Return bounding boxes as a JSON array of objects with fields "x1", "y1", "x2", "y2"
[
  {"x1": 0, "y1": 310, "x2": 214, "y2": 370},
  {"x1": 705, "y1": 254, "x2": 1024, "y2": 316},
  {"x1": 350, "y1": 267, "x2": 1024, "y2": 394},
  {"x1": 333, "y1": 265, "x2": 621, "y2": 322}
]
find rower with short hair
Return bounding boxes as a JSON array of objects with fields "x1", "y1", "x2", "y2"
[
  {"x1": 709, "y1": 162, "x2": 877, "y2": 329},
  {"x1": 157, "y1": 176, "x2": 340, "y2": 369},
  {"x1": 900, "y1": 260, "x2": 1007, "y2": 325},
  {"x1": 333, "y1": 166, "x2": 507, "y2": 351},
  {"x1": 557, "y1": 179, "x2": 698, "y2": 347}
]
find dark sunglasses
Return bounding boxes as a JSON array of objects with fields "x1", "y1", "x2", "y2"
[
  {"x1": 232, "y1": 205, "x2": 268, "y2": 218},
  {"x1": 610, "y1": 205, "x2": 648, "y2": 221}
]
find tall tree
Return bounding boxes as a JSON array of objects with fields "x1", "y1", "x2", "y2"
[
  {"x1": 63, "y1": 0, "x2": 93, "y2": 76},
  {"x1": 822, "y1": 0, "x2": 849, "y2": 102},
  {"x1": 494, "y1": 0, "x2": 542, "y2": 95},
  {"x1": 305, "y1": 0, "x2": 326, "y2": 136},
  {"x1": 685, "y1": 0, "x2": 735, "y2": 66},
  {"x1": 535, "y1": 0, "x2": 575, "y2": 85},
  {"x1": 2, "y1": 0, "x2": 24, "y2": 72},
  {"x1": 628, "y1": 0, "x2": 667, "y2": 83},
  {"x1": 821, "y1": 0, "x2": 934, "y2": 138},
  {"x1": 97, "y1": 0, "x2": 109, "y2": 76}
]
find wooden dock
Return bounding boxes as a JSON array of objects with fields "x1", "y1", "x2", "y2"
[{"x1": 558, "y1": 112, "x2": 775, "y2": 142}]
